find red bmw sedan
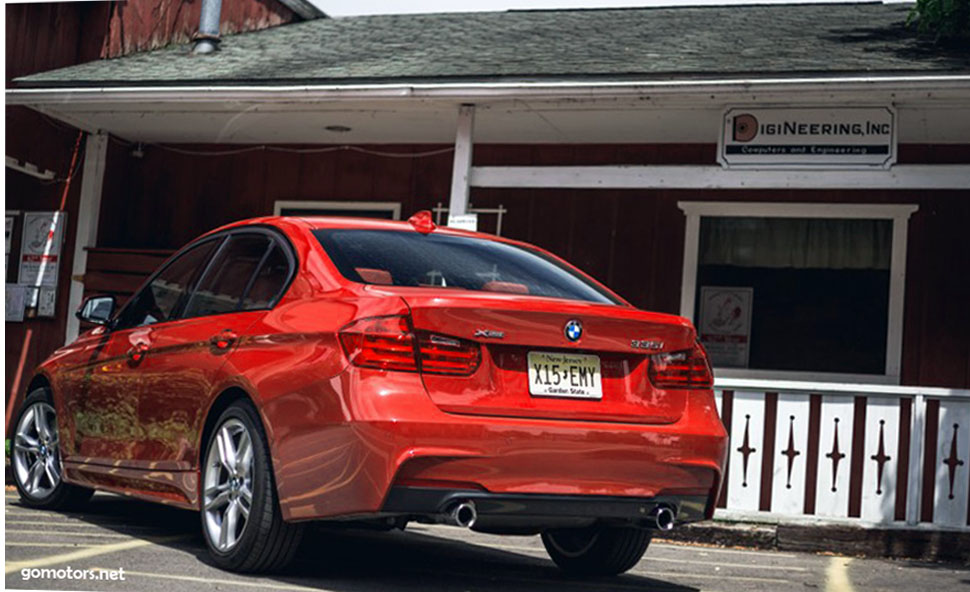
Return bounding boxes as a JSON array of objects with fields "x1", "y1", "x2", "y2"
[{"x1": 12, "y1": 212, "x2": 727, "y2": 575}]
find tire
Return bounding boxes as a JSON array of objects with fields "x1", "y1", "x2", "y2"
[
  {"x1": 541, "y1": 524, "x2": 652, "y2": 576},
  {"x1": 200, "y1": 400, "x2": 304, "y2": 572},
  {"x1": 11, "y1": 388, "x2": 94, "y2": 510}
]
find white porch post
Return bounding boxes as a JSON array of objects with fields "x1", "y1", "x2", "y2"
[
  {"x1": 448, "y1": 104, "x2": 475, "y2": 216},
  {"x1": 65, "y1": 132, "x2": 108, "y2": 344}
]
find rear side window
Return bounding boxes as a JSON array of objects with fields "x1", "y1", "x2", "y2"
[
  {"x1": 183, "y1": 234, "x2": 271, "y2": 318},
  {"x1": 115, "y1": 239, "x2": 219, "y2": 329},
  {"x1": 242, "y1": 245, "x2": 290, "y2": 310},
  {"x1": 313, "y1": 229, "x2": 620, "y2": 305}
]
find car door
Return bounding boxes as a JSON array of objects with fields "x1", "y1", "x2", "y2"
[
  {"x1": 72, "y1": 238, "x2": 222, "y2": 464},
  {"x1": 132, "y1": 231, "x2": 295, "y2": 468}
]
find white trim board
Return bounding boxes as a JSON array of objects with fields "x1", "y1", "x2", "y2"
[
  {"x1": 273, "y1": 200, "x2": 401, "y2": 220},
  {"x1": 449, "y1": 105, "x2": 475, "y2": 216},
  {"x1": 65, "y1": 133, "x2": 108, "y2": 344},
  {"x1": 679, "y1": 201, "x2": 917, "y2": 384},
  {"x1": 8, "y1": 74, "x2": 970, "y2": 105},
  {"x1": 470, "y1": 165, "x2": 970, "y2": 190}
]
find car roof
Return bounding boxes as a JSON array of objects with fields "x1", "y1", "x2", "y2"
[{"x1": 212, "y1": 215, "x2": 495, "y2": 240}]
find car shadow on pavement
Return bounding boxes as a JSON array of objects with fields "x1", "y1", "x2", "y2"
[
  {"x1": 11, "y1": 493, "x2": 699, "y2": 592},
  {"x1": 268, "y1": 526, "x2": 699, "y2": 592}
]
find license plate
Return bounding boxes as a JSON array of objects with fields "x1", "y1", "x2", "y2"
[{"x1": 527, "y1": 351, "x2": 602, "y2": 400}]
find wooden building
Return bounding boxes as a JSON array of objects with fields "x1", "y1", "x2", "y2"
[{"x1": 6, "y1": 2, "x2": 970, "y2": 531}]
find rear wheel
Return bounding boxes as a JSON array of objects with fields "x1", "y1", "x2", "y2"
[
  {"x1": 541, "y1": 524, "x2": 651, "y2": 576},
  {"x1": 201, "y1": 400, "x2": 303, "y2": 572},
  {"x1": 12, "y1": 388, "x2": 93, "y2": 509}
]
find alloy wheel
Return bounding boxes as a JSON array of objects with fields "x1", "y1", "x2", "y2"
[
  {"x1": 13, "y1": 402, "x2": 62, "y2": 499},
  {"x1": 202, "y1": 418, "x2": 255, "y2": 552}
]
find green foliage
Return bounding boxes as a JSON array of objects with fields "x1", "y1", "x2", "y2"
[{"x1": 908, "y1": 0, "x2": 970, "y2": 44}]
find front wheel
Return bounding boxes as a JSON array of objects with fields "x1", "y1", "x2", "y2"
[
  {"x1": 541, "y1": 524, "x2": 652, "y2": 576},
  {"x1": 200, "y1": 401, "x2": 303, "y2": 572},
  {"x1": 12, "y1": 388, "x2": 93, "y2": 509}
]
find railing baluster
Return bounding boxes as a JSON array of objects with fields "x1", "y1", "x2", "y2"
[{"x1": 906, "y1": 393, "x2": 926, "y2": 526}]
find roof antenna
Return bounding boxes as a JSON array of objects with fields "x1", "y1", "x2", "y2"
[{"x1": 193, "y1": 0, "x2": 222, "y2": 54}]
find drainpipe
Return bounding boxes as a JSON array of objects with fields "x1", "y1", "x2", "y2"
[{"x1": 193, "y1": 0, "x2": 222, "y2": 54}]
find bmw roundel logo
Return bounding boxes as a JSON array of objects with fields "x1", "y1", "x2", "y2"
[{"x1": 564, "y1": 320, "x2": 583, "y2": 342}]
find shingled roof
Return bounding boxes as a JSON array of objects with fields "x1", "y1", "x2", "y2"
[{"x1": 14, "y1": 2, "x2": 970, "y2": 87}]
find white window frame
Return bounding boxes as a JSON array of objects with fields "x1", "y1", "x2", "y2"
[
  {"x1": 273, "y1": 200, "x2": 401, "y2": 220},
  {"x1": 678, "y1": 201, "x2": 918, "y2": 385}
]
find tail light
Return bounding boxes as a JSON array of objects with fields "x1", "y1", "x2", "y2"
[
  {"x1": 338, "y1": 315, "x2": 417, "y2": 371},
  {"x1": 648, "y1": 342, "x2": 714, "y2": 389},
  {"x1": 338, "y1": 315, "x2": 480, "y2": 376},
  {"x1": 416, "y1": 333, "x2": 481, "y2": 376}
]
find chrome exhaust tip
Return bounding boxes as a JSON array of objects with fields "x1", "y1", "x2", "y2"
[
  {"x1": 450, "y1": 501, "x2": 477, "y2": 528},
  {"x1": 654, "y1": 506, "x2": 675, "y2": 531}
]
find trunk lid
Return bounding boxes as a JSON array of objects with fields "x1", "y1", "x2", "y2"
[{"x1": 369, "y1": 286, "x2": 696, "y2": 424}]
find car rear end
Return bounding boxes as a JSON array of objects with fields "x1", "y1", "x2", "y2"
[{"x1": 289, "y1": 217, "x2": 727, "y2": 534}]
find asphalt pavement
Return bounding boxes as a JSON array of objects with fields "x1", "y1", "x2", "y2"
[{"x1": 5, "y1": 489, "x2": 969, "y2": 592}]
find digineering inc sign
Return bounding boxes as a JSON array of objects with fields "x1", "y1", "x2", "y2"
[{"x1": 719, "y1": 107, "x2": 897, "y2": 169}]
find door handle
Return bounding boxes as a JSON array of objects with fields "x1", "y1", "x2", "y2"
[
  {"x1": 126, "y1": 342, "x2": 149, "y2": 364},
  {"x1": 209, "y1": 330, "x2": 238, "y2": 351}
]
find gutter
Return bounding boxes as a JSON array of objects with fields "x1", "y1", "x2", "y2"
[{"x1": 6, "y1": 75, "x2": 970, "y2": 105}]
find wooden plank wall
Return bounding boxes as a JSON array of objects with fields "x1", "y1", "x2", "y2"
[
  {"x1": 82, "y1": 248, "x2": 174, "y2": 306},
  {"x1": 5, "y1": 1, "x2": 298, "y2": 82},
  {"x1": 6, "y1": 141, "x2": 968, "y2": 431},
  {"x1": 94, "y1": 142, "x2": 970, "y2": 388},
  {"x1": 4, "y1": 0, "x2": 304, "y2": 431},
  {"x1": 4, "y1": 123, "x2": 85, "y2": 425}
]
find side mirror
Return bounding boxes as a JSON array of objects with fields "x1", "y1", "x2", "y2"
[{"x1": 76, "y1": 295, "x2": 116, "y2": 326}]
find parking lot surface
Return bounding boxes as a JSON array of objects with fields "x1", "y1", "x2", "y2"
[{"x1": 5, "y1": 489, "x2": 969, "y2": 592}]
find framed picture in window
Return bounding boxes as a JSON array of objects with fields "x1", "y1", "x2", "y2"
[{"x1": 698, "y1": 286, "x2": 753, "y2": 368}]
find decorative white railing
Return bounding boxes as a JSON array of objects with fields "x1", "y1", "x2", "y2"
[{"x1": 713, "y1": 378, "x2": 970, "y2": 530}]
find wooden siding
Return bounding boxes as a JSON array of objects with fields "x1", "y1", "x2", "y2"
[
  {"x1": 4, "y1": 121, "x2": 85, "y2": 420},
  {"x1": 6, "y1": 0, "x2": 297, "y2": 82},
  {"x1": 82, "y1": 248, "x2": 174, "y2": 305},
  {"x1": 92, "y1": 142, "x2": 970, "y2": 389},
  {"x1": 4, "y1": 0, "x2": 300, "y2": 430}
]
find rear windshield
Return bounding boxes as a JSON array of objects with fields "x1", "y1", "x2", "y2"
[{"x1": 313, "y1": 229, "x2": 621, "y2": 305}]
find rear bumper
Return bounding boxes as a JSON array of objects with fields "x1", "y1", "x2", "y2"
[
  {"x1": 265, "y1": 369, "x2": 728, "y2": 523},
  {"x1": 382, "y1": 486, "x2": 708, "y2": 532}
]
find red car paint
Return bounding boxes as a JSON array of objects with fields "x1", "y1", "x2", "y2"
[{"x1": 34, "y1": 216, "x2": 728, "y2": 521}]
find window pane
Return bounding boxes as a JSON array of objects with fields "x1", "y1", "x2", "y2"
[
  {"x1": 313, "y1": 229, "x2": 620, "y2": 305},
  {"x1": 241, "y1": 245, "x2": 290, "y2": 310},
  {"x1": 695, "y1": 217, "x2": 892, "y2": 375},
  {"x1": 183, "y1": 235, "x2": 270, "y2": 318},
  {"x1": 117, "y1": 240, "x2": 218, "y2": 328}
]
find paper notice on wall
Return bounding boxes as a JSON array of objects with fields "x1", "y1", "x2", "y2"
[
  {"x1": 447, "y1": 213, "x2": 479, "y2": 231},
  {"x1": 6, "y1": 284, "x2": 26, "y2": 322},
  {"x1": 5, "y1": 214, "x2": 14, "y2": 276},
  {"x1": 18, "y1": 211, "x2": 67, "y2": 312},
  {"x1": 698, "y1": 286, "x2": 753, "y2": 368}
]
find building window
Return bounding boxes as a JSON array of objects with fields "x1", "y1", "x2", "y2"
[
  {"x1": 678, "y1": 202, "x2": 917, "y2": 384},
  {"x1": 273, "y1": 200, "x2": 401, "y2": 220}
]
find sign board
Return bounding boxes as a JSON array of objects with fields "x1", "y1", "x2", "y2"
[
  {"x1": 18, "y1": 211, "x2": 67, "y2": 315},
  {"x1": 447, "y1": 213, "x2": 479, "y2": 232},
  {"x1": 698, "y1": 286, "x2": 754, "y2": 368},
  {"x1": 719, "y1": 107, "x2": 896, "y2": 169}
]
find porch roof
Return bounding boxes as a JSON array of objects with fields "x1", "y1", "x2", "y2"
[{"x1": 13, "y1": 2, "x2": 970, "y2": 88}]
